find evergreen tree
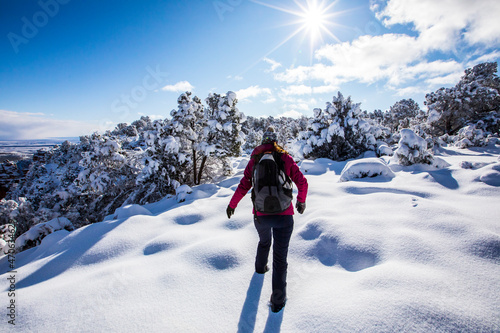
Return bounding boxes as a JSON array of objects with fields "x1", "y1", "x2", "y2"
[
  {"x1": 388, "y1": 99, "x2": 421, "y2": 132},
  {"x1": 425, "y1": 62, "x2": 500, "y2": 136},
  {"x1": 169, "y1": 92, "x2": 205, "y2": 184},
  {"x1": 202, "y1": 91, "x2": 245, "y2": 177},
  {"x1": 298, "y1": 92, "x2": 372, "y2": 160}
]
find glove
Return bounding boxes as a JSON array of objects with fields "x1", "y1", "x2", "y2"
[
  {"x1": 226, "y1": 205, "x2": 235, "y2": 219},
  {"x1": 296, "y1": 202, "x2": 306, "y2": 214}
]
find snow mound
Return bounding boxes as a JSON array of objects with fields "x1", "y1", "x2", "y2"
[
  {"x1": 299, "y1": 158, "x2": 340, "y2": 175},
  {"x1": 15, "y1": 217, "x2": 74, "y2": 251},
  {"x1": 340, "y1": 158, "x2": 395, "y2": 182},
  {"x1": 299, "y1": 159, "x2": 327, "y2": 175},
  {"x1": 479, "y1": 162, "x2": 500, "y2": 186},
  {"x1": 112, "y1": 204, "x2": 153, "y2": 220}
]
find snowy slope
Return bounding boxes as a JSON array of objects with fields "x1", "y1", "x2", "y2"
[{"x1": 1, "y1": 146, "x2": 500, "y2": 332}]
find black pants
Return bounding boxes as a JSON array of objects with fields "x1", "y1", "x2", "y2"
[{"x1": 254, "y1": 214, "x2": 294, "y2": 305}]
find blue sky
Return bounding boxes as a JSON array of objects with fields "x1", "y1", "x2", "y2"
[{"x1": 1, "y1": 0, "x2": 499, "y2": 139}]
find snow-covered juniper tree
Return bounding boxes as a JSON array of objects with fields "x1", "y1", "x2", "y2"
[
  {"x1": 388, "y1": 99, "x2": 421, "y2": 132},
  {"x1": 201, "y1": 91, "x2": 245, "y2": 178},
  {"x1": 425, "y1": 62, "x2": 500, "y2": 136},
  {"x1": 135, "y1": 120, "x2": 187, "y2": 204},
  {"x1": 169, "y1": 92, "x2": 205, "y2": 185},
  {"x1": 298, "y1": 92, "x2": 373, "y2": 160},
  {"x1": 75, "y1": 133, "x2": 141, "y2": 223}
]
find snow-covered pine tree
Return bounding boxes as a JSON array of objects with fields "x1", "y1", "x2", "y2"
[{"x1": 299, "y1": 92, "x2": 373, "y2": 160}]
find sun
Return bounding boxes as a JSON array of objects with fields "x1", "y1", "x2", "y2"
[
  {"x1": 250, "y1": 0, "x2": 342, "y2": 55},
  {"x1": 240, "y1": 0, "x2": 344, "y2": 72},
  {"x1": 299, "y1": 1, "x2": 329, "y2": 41}
]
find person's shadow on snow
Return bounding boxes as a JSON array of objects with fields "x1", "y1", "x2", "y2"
[
  {"x1": 237, "y1": 273, "x2": 264, "y2": 333},
  {"x1": 237, "y1": 272, "x2": 284, "y2": 333},
  {"x1": 263, "y1": 308, "x2": 284, "y2": 332}
]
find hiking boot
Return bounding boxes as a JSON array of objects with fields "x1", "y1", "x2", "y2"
[
  {"x1": 256, "y1": 265, "x2": 269, "y2": 274},
  {"x1": 269, "y1": 299, "x2": 286, "y2": 313}
]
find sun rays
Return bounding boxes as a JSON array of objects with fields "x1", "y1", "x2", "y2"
[{"x1": 251, "y1": 0, "x2": 343, "y2": 56}]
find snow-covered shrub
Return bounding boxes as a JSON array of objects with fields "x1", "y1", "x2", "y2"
[
  {"x1": 175, "y1": 184, "x2": 193, "y2": 203},
  {"x1": 0, "y1": 197, "x2": 37, "y2": 239},
  {"x1": 393, "y1": 129, "x2": 434, "y2": 166},
  {"x1": 297, "y1": 92, "x2": 373, "y2": 161},
  {"x1": 455, "y1": 125, "x2": 486, "y2": 148},
  {"x1": 15, "y1": 217, "x2": 74, "y2": 252},
  {"x1": 339, "y1": 158, "x2": 395, "y2": 182},
  {"x1": 377, "y1": 143, "x2": 393, "y2": 156},
  {"x1": 0, "y1": 223, "x2": 15, "y2": 255}
]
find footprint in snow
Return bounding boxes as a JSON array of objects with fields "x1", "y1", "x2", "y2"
[
  {"x1": 308, "y1": 235, "x2": 380, "y2": 272},
  {"x1": 205, "y1": 252, "x2": 240, "y2": 270},
  {"x1": 143, "y1": 242, "x2": 175, "y2": 255},
  {"x1": 298, "y1": 222, "x2": 322, "y2": 241},
  {"x1": 174, "y1": 214, "x2": 203, "y2": 225}
]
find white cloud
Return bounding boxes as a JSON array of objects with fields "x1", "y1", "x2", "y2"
[
  {"x1": 235, "y1": 85, "x2": 274, "y2": 103},
  {"x1": 138, "y1": 113, "x2": 164, "y2": 120},
  {"x1": 281, "y1": 84, "x2": 339, "y2": 96},
  {"x1": 0, "y1": 110, "x2": 97, "y2": 140},
  {"x1": 227, "y1": 75, "x2": 243, "y2": 80},
  {"x1": 375, "y1": 0, "x2": 500, "y2": 49},
  {"x1": 263, "y1": 57, "x2": 282, "y2": 72},
  {"x1": 160, "y1": 81, "x2": 194, "y2": 93},
  {"x1": 281, "y1": 85, "x2": 312, "y2": 95},
  {"x1": 467, "y1": 51, "x2": 500, "y2": 68},
  {"x1": 274, "y1": 33, "x2": 466, "y2": 96},
  {"x1": 276, "y1": 110, "x2": 304, "y2": 119},
  {"x1": 425, "y1": 72, "x2": 463, "y2": 87},
  {"x1": 275, "y1": 34, "x2": 427, "y2": 86}
]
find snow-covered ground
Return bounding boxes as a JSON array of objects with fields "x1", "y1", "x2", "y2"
[{"x1": 1, "y1": 145, "x2": 500, "y2": 332}]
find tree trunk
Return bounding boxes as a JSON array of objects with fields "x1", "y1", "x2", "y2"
[
  {"x1": 193, "y1": 148, "x2": 198, "y2": 185},
  {"x1": 197, "y1": 155, "x2": 207, "y2": 185}
]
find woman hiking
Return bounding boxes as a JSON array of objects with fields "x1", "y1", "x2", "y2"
[{"x1": 226, "y1": 126, "x2": 308, "y2": 313}]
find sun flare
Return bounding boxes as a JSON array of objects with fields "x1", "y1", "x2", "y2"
[
  {"x1": 251, "y1": 0, "x2": 342, "y2": 54},
  {"x1": 242, "y1": 0, "x2": 344, "y2": 70},
  {"x1": 300, "y1": 2, "x2": 328, "y2": 40}
]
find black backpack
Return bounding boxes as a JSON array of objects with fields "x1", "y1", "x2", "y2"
[{"x1": 251, "y1": 151, "x2": 293, "y2": 214}]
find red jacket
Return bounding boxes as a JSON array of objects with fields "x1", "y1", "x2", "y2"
[{"x1": 229, "y1": 144, "x2": 308, "y2": 216}]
